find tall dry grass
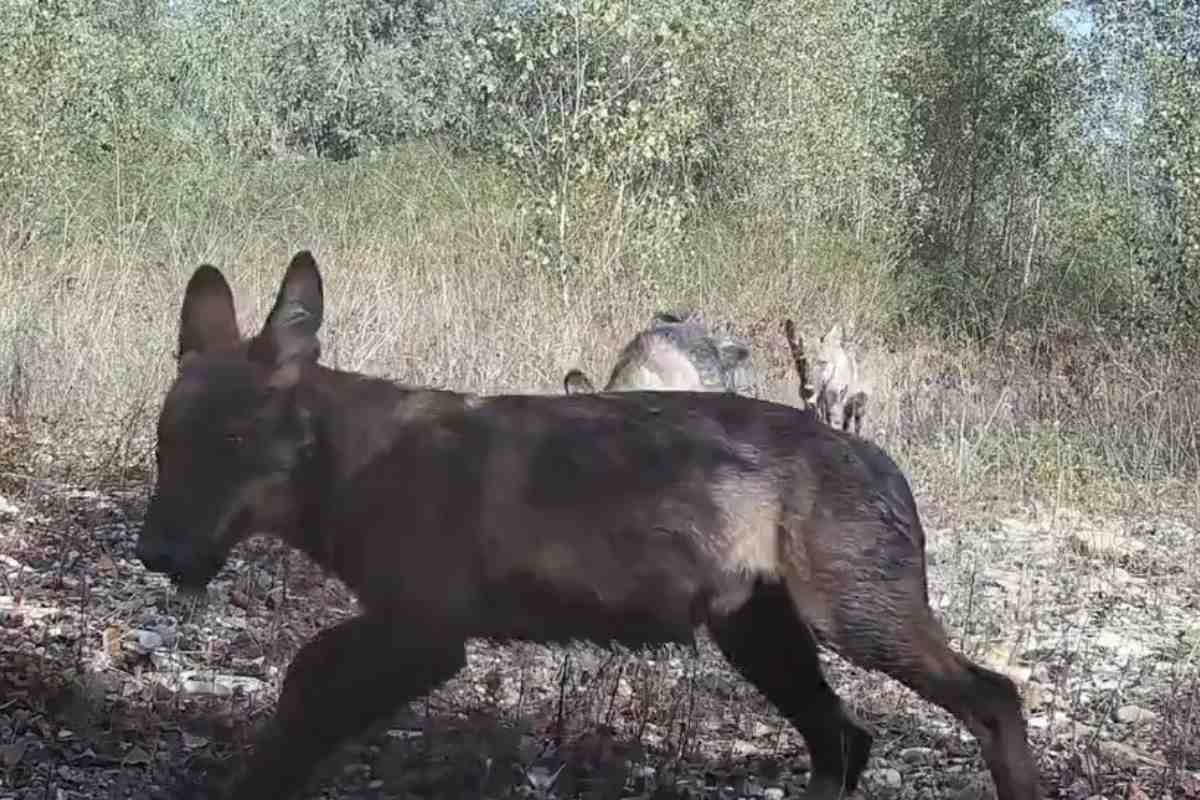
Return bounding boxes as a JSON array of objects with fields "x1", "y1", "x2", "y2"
[{"x1": 0, "y1": 140, "x2": 1196, "y2": 521}]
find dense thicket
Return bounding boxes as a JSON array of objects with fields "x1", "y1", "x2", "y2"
[{"x1": 2, "y1": 0, "x2": 1196, "y2": 338}]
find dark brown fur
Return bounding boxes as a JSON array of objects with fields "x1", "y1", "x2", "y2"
[{"x1": 136, "y1": 253, "x2": 1041, "y2": 800}]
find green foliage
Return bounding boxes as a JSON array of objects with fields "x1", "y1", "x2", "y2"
[
  {"x1": 724, "y1": 0, "x2": 915, "y2": 246},
  {"x1": 0, "y1": 0, "x2": 173, "y2": 208},
  {"x1": 166, "y1": 0, "x2": 280, "y2": 158},
  {"x1": 473, "y1": 1, "x2": 735, "y2": 202},
  {"x1": 464, "y1": 0, "x2": 746, "y2": 299},
  {"x1": 0, "y1": 0, "x2": 1196, "y2": 347},
  {"x1": 1043, "y1": 1, "x2": 1200, "y2": 336},
  {"x1": 252, "y1": 0, "x2": 489, "y2": 158},
  {"x1": 1143, "y1": 48, "x2": 1200, "y2": 329},
  {"x1": 888, "y1": 0, "x2": 1073, "y2": 337}
]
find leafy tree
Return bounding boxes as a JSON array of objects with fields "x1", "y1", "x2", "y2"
[{"x1": 887, "y1": 0, "x2": 1071, "y2": 336}]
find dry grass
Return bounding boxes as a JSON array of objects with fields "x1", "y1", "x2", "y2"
[
  {"x1": 0, "y1": 142, "x2": 1198, "y2": 797},
  {"x1": 5, "y1": 142, "x2": 1194, "y2": 510},
  {"x1": 0, "y1": 144, "x2": 898, "y2": 478}
]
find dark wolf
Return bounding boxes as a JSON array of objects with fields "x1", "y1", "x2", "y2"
[
  {"x1": 136, "y1": 252, "x2": 1040, "y2": 800},
  {"x1": 564, "y1": 311, "x2": 751, "y2": 395}
]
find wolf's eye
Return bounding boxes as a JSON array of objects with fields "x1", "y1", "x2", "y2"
[{"x1": 225, "y1": 433, "x2": 245, "y2": 448}]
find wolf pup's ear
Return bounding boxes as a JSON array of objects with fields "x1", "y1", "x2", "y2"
[
  {"x1": 563, "y1": 369, "x2": 596, "y2": 395},
  {"x1": 249, "y1": 251, "x2": 325, "y2": 367},
  {"x1": 177, "y1": 265, "x2": 240, "y2": 364}
]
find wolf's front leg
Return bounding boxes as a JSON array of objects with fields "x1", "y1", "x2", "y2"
[{"x1": 222, "y1": 612, "x2": 467, "y2": 800}]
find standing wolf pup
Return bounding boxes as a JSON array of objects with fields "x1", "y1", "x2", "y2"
[
  {"x1": 564, "y1": 311, "x2": 750, "y2": 394},
  {"x1": 804, "y1": 321, "x2": 869, "y2": 436},
  {"x1": 137, "y1": 252, "x2": 1040, "y2": 800}
]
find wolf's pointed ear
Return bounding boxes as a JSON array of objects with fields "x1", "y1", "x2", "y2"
[
  {"x1": 249, "y1": 250, "x2": 324, "y2": 367},
  {"x1": 563, "y1": 369, "x2": 596, "y2": 395},
  {"x1": 178, "y1": 265, "x2": 240, "y2": 363}
]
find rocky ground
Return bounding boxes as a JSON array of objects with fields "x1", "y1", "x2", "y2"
[{"x1": 0, "y1": 472, "x2": 1197, "y2": 800}]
